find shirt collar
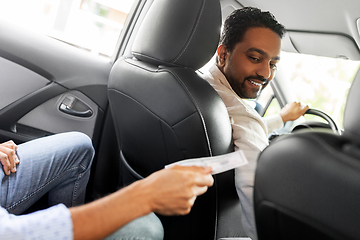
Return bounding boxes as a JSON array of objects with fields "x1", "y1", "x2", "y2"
[{"x1": 209, "y1": 64, "x2": 239, "y2": 96}]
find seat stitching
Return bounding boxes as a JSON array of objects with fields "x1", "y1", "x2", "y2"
[
  {"x1": 108, "y1": 88, "x2": 197, "y2": 129},
  {"x1": 173, "y1": 0, "x2": 206, "y2": 63},
  {"x1": 156, "y1": 68, "x2": 213, "y2": 156}
]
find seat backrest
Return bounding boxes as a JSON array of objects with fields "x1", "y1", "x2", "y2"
[
  {"x1": 254, "y1": 69, "x2": 360, "y2": 240},
  {"x1": 108, "y1": 0, "x2": 245, "y2": 239}
]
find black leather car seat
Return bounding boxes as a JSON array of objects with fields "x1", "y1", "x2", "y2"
[
  {"x1": 254, "y1": 69, "x2": 360, "y2": 240},
  {"x1": 108, "y1": 0, "x2": 246, "y2": 239}
]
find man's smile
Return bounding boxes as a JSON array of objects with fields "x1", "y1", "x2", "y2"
[
  {"x1": 246, "y1": 78, "x2": 268, "y2": 89},
  {"x1": 248, "y1": 79, "x2": 263, "y2": 87}
]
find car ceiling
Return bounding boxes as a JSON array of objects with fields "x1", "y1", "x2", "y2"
[{"x1": 220, "y1": 0, "x2": 360, "y2": 60}]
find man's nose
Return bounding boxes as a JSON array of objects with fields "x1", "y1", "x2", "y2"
[{"x1": 256, "y1": 62, "x2": 271, "y2": 79}]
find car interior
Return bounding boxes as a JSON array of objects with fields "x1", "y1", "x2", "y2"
[{"x1": 0, "y1": 0, "x2": 360, "y2": 239}]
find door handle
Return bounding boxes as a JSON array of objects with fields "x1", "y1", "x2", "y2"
[{"x1": 59, "y1": 96, "x2": 93, "y2": 118}]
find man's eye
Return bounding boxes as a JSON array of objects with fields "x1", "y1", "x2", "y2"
[
  {"x1": 249, "y1": 56, "x2": 260, "y2": 62},
  {"x1": 270, "y1": 63, "x2": 277, "y2": 70}
]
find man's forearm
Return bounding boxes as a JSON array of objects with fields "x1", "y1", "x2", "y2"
[
  {"x1": 70, "y1": 179, "x2": 152, "y2": 240},
  {"x1": 70, "y1": 165, "x2": 213, "y2": 240}
]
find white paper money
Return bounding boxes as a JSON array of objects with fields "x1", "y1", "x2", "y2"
[{"x1": 165, "y1": 150, "x2": 248, "y2": 175}]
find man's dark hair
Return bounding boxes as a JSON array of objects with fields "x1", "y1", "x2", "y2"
[{"x1": 220, "y1": 7, "x2": 286, "y2": 52}]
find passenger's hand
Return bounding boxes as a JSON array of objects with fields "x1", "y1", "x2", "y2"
[
  {"x1": 280, "y1": 102, "x2": 309, "y2": 123},
  {"x1": 0, "y1": 140, "x2": 19, "y2": 175},
  {"x1": 144, "y1": 165, "x2": 214, "y2": 216}
]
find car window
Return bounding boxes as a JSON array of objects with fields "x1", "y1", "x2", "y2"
[
  {"x1": 278, "y1": 52, "x2": 360, "y2": 128},
  {"x1": 0, "y1": 0, "x2": 135, "y2": 58},
  {"x1": 257, "y1": 83, "x2": 281, "y2": 117}
]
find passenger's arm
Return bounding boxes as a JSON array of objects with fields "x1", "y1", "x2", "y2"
[
  {"x1": 70, "y1": 165, "x2": 213, "y2": 240},
  {"x1": 0, "y1": 204, "x2": 73, "y2": 240}
]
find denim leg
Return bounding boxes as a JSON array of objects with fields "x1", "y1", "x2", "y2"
[
  {"x1": 104, "y1": 213, "x2": 164, "y2": 240},
  {"x1": 0, "y1": 132, "x2": 94, "y2": 215}
]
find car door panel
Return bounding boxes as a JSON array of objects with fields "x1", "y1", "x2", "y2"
[
  {"x1": 0, "y1": 56, "x2": 49, "y2": 110},
  {"x1": 17, "y1": 90, "x2": 98, "y2": 137},
  {"x1": 0, "y1": 82, "x2": 66, "y2": 141},
  {"x1": 0, "y1": 20, "x2": 111, "y2": 145}
]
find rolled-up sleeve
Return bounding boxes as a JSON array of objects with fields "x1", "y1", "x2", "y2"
[
  {"x1": 263, "y1": 114, "x2": 284, "y2": 133},
  {"x1": 0, "y1": 204, "x2": 73, "y2": 240}
]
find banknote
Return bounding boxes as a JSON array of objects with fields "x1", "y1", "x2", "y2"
[{"x1": 165, "y1": 150, "x2": 248, "y2": 175}]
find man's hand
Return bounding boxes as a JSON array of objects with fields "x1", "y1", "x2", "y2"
[
  {"x1": 143, "y1": 165, "x2": 214, "y2": 216},
  {"x1": 0, "y1": 140, "x2": 19, "y2": 175},
  {"x1": 280, "y1": 102, "x2": 309, "y2": 123}
]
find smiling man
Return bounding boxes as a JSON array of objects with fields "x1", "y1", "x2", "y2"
[
  {"x1": 218, "y1": 27, "x2": 281, "y2": 99},
  {"x1": 204, "y1": 7, "x2": 309, "y2": 240}
]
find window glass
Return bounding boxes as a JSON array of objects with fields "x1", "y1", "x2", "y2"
[
  {"x1": 0, "y1": 0, "x2": 135, "y2": 57},
  {"x1": 257, "y1": 83, "x2": 281, "y2": 117},
  {"x1": 279, "y1": 52, "x2": 360, "y2": 128}
]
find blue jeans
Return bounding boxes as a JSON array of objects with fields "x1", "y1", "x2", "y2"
[
  {"x1": 105, "y1": 213, "x2": 164, "y2": 240},
  {"x1": 0, "y1": 132, "x2": 164, "y2": 239},
  {"x1": 0, "y1": 132, "x2": 94, "y2": 215}
]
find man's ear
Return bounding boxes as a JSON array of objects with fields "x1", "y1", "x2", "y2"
[{"x1": 217, "y1": 45, "x2": 228, "y2": 67}]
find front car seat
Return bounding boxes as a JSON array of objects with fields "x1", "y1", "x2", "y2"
[
  {"x1": 254, "y1": 69, "x2": 360, "y2": 240},
  {"x1": 108, "y1": 0, "x2": 246, "y2": 239}
]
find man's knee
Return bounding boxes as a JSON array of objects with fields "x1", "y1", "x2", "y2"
[
  {"x1": 64, "y1": 132, "x2": 94, "y2": 168},
  {"x1": 68, "y1": 132, "x2": 94, "y2": 151},
  {"x1": 105, "y1": 213, "x2": 164, "y2": 240}
]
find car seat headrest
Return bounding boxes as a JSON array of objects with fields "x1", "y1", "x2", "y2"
[
  {"x1": 132, "y1": 0, "x2": 221, "y2": 70},
  {"x1": 343, "y1": 69, "x2": 360, "y2": 143}
]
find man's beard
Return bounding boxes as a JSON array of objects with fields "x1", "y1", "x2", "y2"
[{"x1": 234, "y1": 76, "x2": 269, "y2": 99}]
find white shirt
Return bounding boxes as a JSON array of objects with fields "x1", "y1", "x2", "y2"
[
  {"x1": 204, "y1": 64, "x2": 283, "y2": 240},
  {"x1": 0, "y1": 204, "x2": 73, "y2": 240}
]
